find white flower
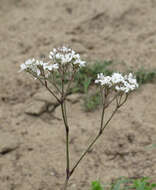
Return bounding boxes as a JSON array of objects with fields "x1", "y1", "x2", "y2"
[
  {"x1": 49, "y1": 46, "x2": 86, "y2": 68},
  {"x1": 20, "y1": 63, "x2": 27, "y2": 71},
  {"x1": 95, "y1": 73, "x2": 112, "y2": 87},
  {"x1": 95, "y1": 72, "x2": 139, "y2": 93},
  {"x1": 73, "y1": 59, "x2": 86, "y2": 67},
  {"x1": 125, "y1": 73, "x2": 139, "y2": 88},
  {"x1": 20, "y1": 59, "x2": 48, "y2": 77},
  {"x1": 44, "y1": 63, "x2": 59, "y2": 71},
  {"x1": 111, "y1": 73, "x2": 124, "y2": 84},
  {"x1": 20, "y1": 46, "x2": 86, "y2": 79},
  {"x1": 20, "y1": 58, "x2": 35, "y2": 71}
]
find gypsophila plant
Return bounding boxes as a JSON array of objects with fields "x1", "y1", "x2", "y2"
[
  {"x1": 75, "y1": 64, "x2": 156, "y2": 112},
  {"x1": 20, "y1": 46, "x2": 139, "y2": 190}
]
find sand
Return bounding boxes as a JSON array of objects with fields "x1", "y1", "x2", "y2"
[{"x1": 0, "y1": 0, "x2": 156, "y2": 189}]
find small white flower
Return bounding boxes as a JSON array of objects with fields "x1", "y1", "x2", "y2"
[
  {"x1": 49, "y1": 51, "x2": 54, "y2": 59},
  {"x1": 95, "y1": 73, "x2": 112, "y2": 87},
  {"x1": 20, "y1": 46, "x2": 86, "y2": 79},
  {"x1": 79, "y1": 60, "x2": 86, "y2": 67},
  {"x1": 95, "y1": 72, "x2": 139, "y2": 93},
  {"x1": 20, "y1": 63, "x2": 27, "y2": 71},
  {"x1": 44, "y1": 63, "x2": 59, "y2": 71},
  {"x1": 48, "y1": 46, "x2": 86, "y2": 68},
  {"x1": 20, "y1": 59, "x2": 48, "y2": 77},
  {"x1": 20, "y1": 58, "x2": 35, "y2": 71},
  {"x1": 73, "y1": 59, "x2": 86, "y2": 67},
  {"x1": 125, "y1": 73, "x2": 139, "y2": 88},
  {"x1": 111, "y1": 73, "x2": 124, "y2": 84}
]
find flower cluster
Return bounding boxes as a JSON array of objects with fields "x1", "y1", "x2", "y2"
[
  {"x1": 95, "y1": 72, "x2": 139, "y2": 93},
  {"x1": 20, "y1": 46, "x2": 86, "y2": 78},
  {"x1": 20, "y1": 58, "x2": 58, "y2": 77},
  {"x1": 49, "y1": 46, "x2": 86, "y2": 67}
]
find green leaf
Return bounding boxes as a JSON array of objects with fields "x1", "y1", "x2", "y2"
[
  {"x1": 91, "y1": 181, "x2": 103, "y2": 190},
  {"x1": 83, "y1": 76, "x2": 91, "y2": 93}
]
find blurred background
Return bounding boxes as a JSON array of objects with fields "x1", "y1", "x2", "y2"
[{"x1": 0, "y1": 0, "x2": 156, "y2": 190}]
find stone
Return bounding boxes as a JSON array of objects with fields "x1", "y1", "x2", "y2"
[
  {"x1": 53, "y1": 105, "x2": 62, "y2": 120},
  {"x1": 33, "y1": 88, "x2": 59, "y2": 105},
  {"x1": 67, "y1": 93, "x2": 81, "y2": 104},
  {"x1": 25, "y1": 100, "x2": 47, "y2": 116},
  {"x1": 0, "y1": 132, "x2": 19, "y2": 155}
]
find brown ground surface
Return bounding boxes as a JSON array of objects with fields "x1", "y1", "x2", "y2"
[{"x1": 0, "y1": 0, "x2": 156, "y2": 190}]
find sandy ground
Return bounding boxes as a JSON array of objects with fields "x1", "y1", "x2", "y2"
[{"x1": 0, "y1": 0, "x2": 156, "y2": 190}]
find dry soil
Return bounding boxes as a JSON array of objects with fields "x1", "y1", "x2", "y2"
[{"x1": 0, "y1": 0, "x2": 156, "y2": 190}]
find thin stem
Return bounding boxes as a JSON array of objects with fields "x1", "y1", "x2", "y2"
[
  {"x1": 118, "y1": 94, "x2": 123, "y2": 105},
  {"x1": 62, "y1": 69, "x2": 65, "y2": 97},
  {"x1": 106, "y1": 92, "x2": 120, "y2": 108},
  {"x1": 65, "y1": 70, "x2": 76, "y2": 94},
  {"x1": 63, "y1": 177, "x2": 69, "y2": 190},
  {"x1": 60, "y1": 67, "x2": 70, "y2": 190},
  {"x1": 70, "y1": 105, "x2": 119, "y2": 176},
  {"x1": 63, "y1": 101, "x2": 69, "y2": 170},
  {"x1": 38, "y1": 78, "x2": 61, "y2": 103},
  {"x1": 61, "y1": 103, "x2": 70, "y2": 188},
  {"x1": 116, "y1": 96, "x2": 119, "y2": 107},
  {"x1": 63, "y1": 100, "x2": 68, "y2": 124},
  {"x1": 119, "y1": 94, "x2": 128, "y2": 107},
  {"x1": 70, "y1": 131, "x2": 101, "y2": 176},
  {"x1": 50, "y1": 74, "x2": 62, "y2": 94},
  {"x1": 100, "y1": 106, "x2": 105, "y2": 133},
  {"x1": 102, "y1": 107, "x2": 118, "y2": 131},
  {"x1": 100, "y1": 88, "x2": 109, "y2": 132},
  {"x1": 102, "y1": 95, "x2": 128, "y2": 132}
]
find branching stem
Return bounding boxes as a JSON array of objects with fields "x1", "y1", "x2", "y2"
[{"x1": 70, "y1": 99, "x2": 126, "y2": 176}]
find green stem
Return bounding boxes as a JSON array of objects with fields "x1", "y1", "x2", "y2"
[
  {"x1": 63, "y1": 177, "x2": 69, "y2": 190},
  {"x1": 63, "y1": 100, "x2": 68, "y2": 124},
  {"x1": 119, "y1": 94, "x2": 128, "y2": 107},
  {"x1": 70, "y1": 105, "x2": 119, "y2": 176},
  {"x1": 100, "y1": 106, "x2": 105, "y2": 133},
  {"x1": 38, "y1": 78, "x2": 61, "y2": 103},
  {"x1": 65, "y1": 70, "x2": 76, "y2": 94},
  {"x1": 70, "y1": 131, "x2": 101, "y2": 176},
  {"x1": 100, "y1": 88, "x2": 108, "y2": 132},
  {"x1": 61, "y1": 102, "x2": 70, "y2": 188},
  {"x1": 59, "y1": 67, "x2": 71, "y2": 190},
  {"x1": 106, "y1": 92, "x2": 120, "y2": 108},
  {"x1": 102, "y1": 107, "x2": 118, "y2": 131}
]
